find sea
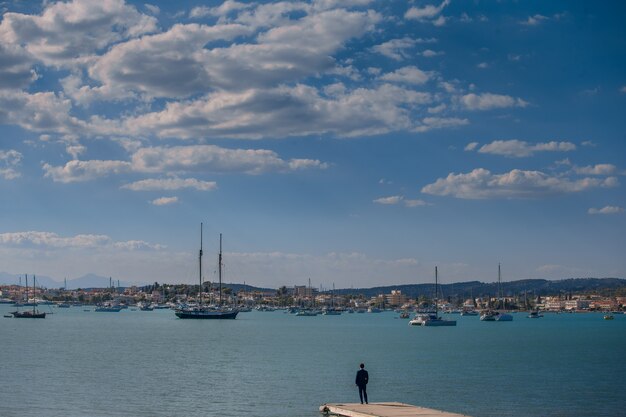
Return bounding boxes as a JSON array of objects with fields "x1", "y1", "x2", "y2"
[{"x1": 1, "y1": 306, "x2": 624, "y2": 417}]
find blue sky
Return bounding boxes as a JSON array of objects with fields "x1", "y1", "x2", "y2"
[{"x1": 0, "y1": 0, "x2": 624, "y2": 288}]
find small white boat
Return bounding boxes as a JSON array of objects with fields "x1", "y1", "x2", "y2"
[{"x1": 409, "y1": 313, "x2": 435, "y2": 326}]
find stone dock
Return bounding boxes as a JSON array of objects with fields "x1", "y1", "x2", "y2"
[{"x1": 319, "y1": 402, "x2": 471, "y2": 417}]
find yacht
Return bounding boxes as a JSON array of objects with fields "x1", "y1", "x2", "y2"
[
  {"x1": 410, "y1": 267, "x2": 456, "y2": 327},
  {"x1": 175, "y1": 225, "x2": 238, "y2": 320}
]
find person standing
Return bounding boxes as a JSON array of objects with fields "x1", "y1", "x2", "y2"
[{"x1": 355, "y1": 363, "x2": 369, "y2": 404}]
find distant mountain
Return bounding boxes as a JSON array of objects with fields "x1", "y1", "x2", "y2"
[
  {"x1": 66, "y1": 274, "x2": 132, "y2": 290},
  {"x1": 0, "y1": 272, "x2": 132, "y2": 289}
]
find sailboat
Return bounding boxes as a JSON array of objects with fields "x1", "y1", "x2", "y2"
[
  {"x1": 175, "y1": 224, "x2": 238, "y2": 319},
  {"x1": 11, "y1": 275, "x2": 46, "y2": 319},
  {"x1": 481, "y1": 264, "x2": 513, "y2": 321},
  {"x1": 495, "y1": 264, "x2": 513, "y2": 321},
  {"x1": 323, "y1": 283, "x2": 341, "y2": 315},
  {"x1": 409, "y1": 267, "x2": 456, "y2": 327}
]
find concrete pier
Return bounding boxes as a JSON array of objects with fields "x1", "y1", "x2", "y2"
[{"x1": 319, "y1": 402, "x2": 471, "y2": 417}]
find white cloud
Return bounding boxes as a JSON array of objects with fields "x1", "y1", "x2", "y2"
[
  {"x1": 421, "y1": 168, "x2": 618, "y2": 199},
  {"x1": 124, "y1": 84, "x2": 430, "y2": 139},
  {"x1": 414, "y1": 117, "x2": 468, "y2": 132},
  {"x1": 374, "y1": 195, "x2": 403, "y2": 205},
  {"x1": 427, "y1": 103, "x2": 446, "y2": 114},
  {"x1": 464, "y1": 142, "x2": 479, "y2": 151},
  {"x1": 574, "y1": 164, "x2": 617, "y2": 175},
  {"x1": 0, "y1": 44, "x2": 38, "y2": 89},
  {"x1": 371, "y1": 37, "x2": 416, "y2": 61},
  {"x1": 380, "y1": 66, "x2": 432, "y2": 85},
  {"x1": 130, "y1": 145, "x2": 328, "y2": 175},
  {"x1": 404, "y1": 199, "x2": 428, "y2": 207},
  {"x1": 144, "y1": 4, "x2": 160, "y2": 15},
  {"x1": 0, "y1": 90, "x2": 87, "y2": 135},
  {"x1": 620, "y1": 86, "x2": 626, "y2": 94},
  {"x1": 460, "y1": 93, "x2": 528, "y2": 111},
  {"x1": 151, "y1": 196, "x2": 178, "y2": 206},
  {"x1": 477, "y1": 62, "x2": 489, "y2": 69},
  {"x1": 471, "y1": 139, "x2": 577, "y2": 158},
  {"x1": 421, "y1": 49, "x2": 443, "y2": 57},
  {"x1": 0, "y1": 149, "x2": 22, "y2": 179},
  {"x1": 581, "y1": 141, "x2": 596, "y2": 147},
  {"x1": 190, "y1": 1, "x2": 251, "y2": 18},
  {"x1": 373, "y1": 195, "x2": 428, "y2": 207},
  {"x1": 521, "y1": 14, "x2": 549, "y2": 26},
  {"x1": 0, "y1": 231, "x2": 163, "y2": 250},
  {"x1": 63, "y1": 7, "x2": 381, "y2": 102},
  {"x1": 42, "y1": 144, "x2": 328, "y2": 183},
  {"x1": 122, "y1": 178, "x2": 217, "y2": 191},
  {"x1": 42, "y1": 159, "x2": 132, "y2": 183},
  {"x1": 0, "y1": 0, "x2": 157, "y2": 67},
  {"x1": 405, "y1": 0, "x2": 450, "y2": 24},
  {"x1": 588, "y1": 206, "x2": 624, "y2": 215}
]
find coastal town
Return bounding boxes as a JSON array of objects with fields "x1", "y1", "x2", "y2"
[{"x1": 1, "y1": 281, "x2": 624, "y2": 314}]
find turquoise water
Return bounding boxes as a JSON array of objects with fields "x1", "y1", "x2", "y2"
[{"x1": 1, "y1": 306, "x2": 624, "y2": 417}]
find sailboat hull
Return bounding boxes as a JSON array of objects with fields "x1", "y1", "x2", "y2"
[
  {"x1": 175, "y1": 309, "x2": 238, "y2": 319},
  {"x1": 12, "y1": 311, "x2": 46, "y2": 318},
  {"x1": 422, "y1": 318, "x2": 456, "y2": 326}
]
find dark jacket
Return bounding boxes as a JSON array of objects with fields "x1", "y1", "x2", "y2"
[{"x1": 355, "y1": 369, "x2": 369, "y2": 387}]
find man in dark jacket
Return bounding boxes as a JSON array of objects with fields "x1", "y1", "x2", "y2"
[{"x1": 355, "y1": 363, "x2": 369, "y2": 404}]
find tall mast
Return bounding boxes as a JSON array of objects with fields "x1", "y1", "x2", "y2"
[
  {"x1": 25, "y1": 274, "x2": 28, "y2": 305},
  {"x1": 218, "y1": 233, "x2": 222, "y2": 306},
  {"x1": 33, "y1": 275, "x2": 36, "y2": 313},
  {"x1": 199, "y1": 223, "x2": 203, "y2": 305},
  {"x1": 498, "y1": 263, "x2": 501, "y2": 310},
  {"x1": 435, "y1": 266, "x2": 438, "y2": 316}
]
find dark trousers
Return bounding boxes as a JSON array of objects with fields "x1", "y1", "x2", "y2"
[{"x1": 358, "y1": 385, "x2": 368, "y2": 404}]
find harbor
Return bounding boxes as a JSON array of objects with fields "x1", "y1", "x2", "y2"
[{"x1": 1, "y1": 304, "x2": 623, "y2": 417}]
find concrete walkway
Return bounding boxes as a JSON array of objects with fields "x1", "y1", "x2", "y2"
[{"x1": 319, "y1": 402, "x2": 471, "y2": 417}]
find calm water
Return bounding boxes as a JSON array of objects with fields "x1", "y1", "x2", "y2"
[{"x1": 1, "y1": 306, "x2": 624, "y2": 417}]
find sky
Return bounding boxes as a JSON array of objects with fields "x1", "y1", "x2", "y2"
[{"x1": 0, "y1": 0, "x2": 625, "y2": 289}]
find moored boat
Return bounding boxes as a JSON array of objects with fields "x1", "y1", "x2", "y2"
[
  {"x1": 410, "y1": 267, "x2": 456, "y2": 327},
  {"x1": 175, "y1": 225, "x2": 238, "y2": 320},
  {"x1": 11, "y1": 275, "x2": 46, "y2": 319}
]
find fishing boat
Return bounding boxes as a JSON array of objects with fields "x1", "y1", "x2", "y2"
[
  {"x1": 527, "y1": 310, "x2": 543, "y2": 318},
  {"x1": 11, "y1": 275, "x2": 46, "y2": 319},
  {"x1": 603, "y1": 313, "x2": 614, "y2": 320},
  {"x1": 175, "y1": 224, "x2": 238, "y2": 320}
]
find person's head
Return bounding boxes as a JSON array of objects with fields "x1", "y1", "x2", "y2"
[{"x1": 360, "y1": 363, "x2": 364, "y2": 369}]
